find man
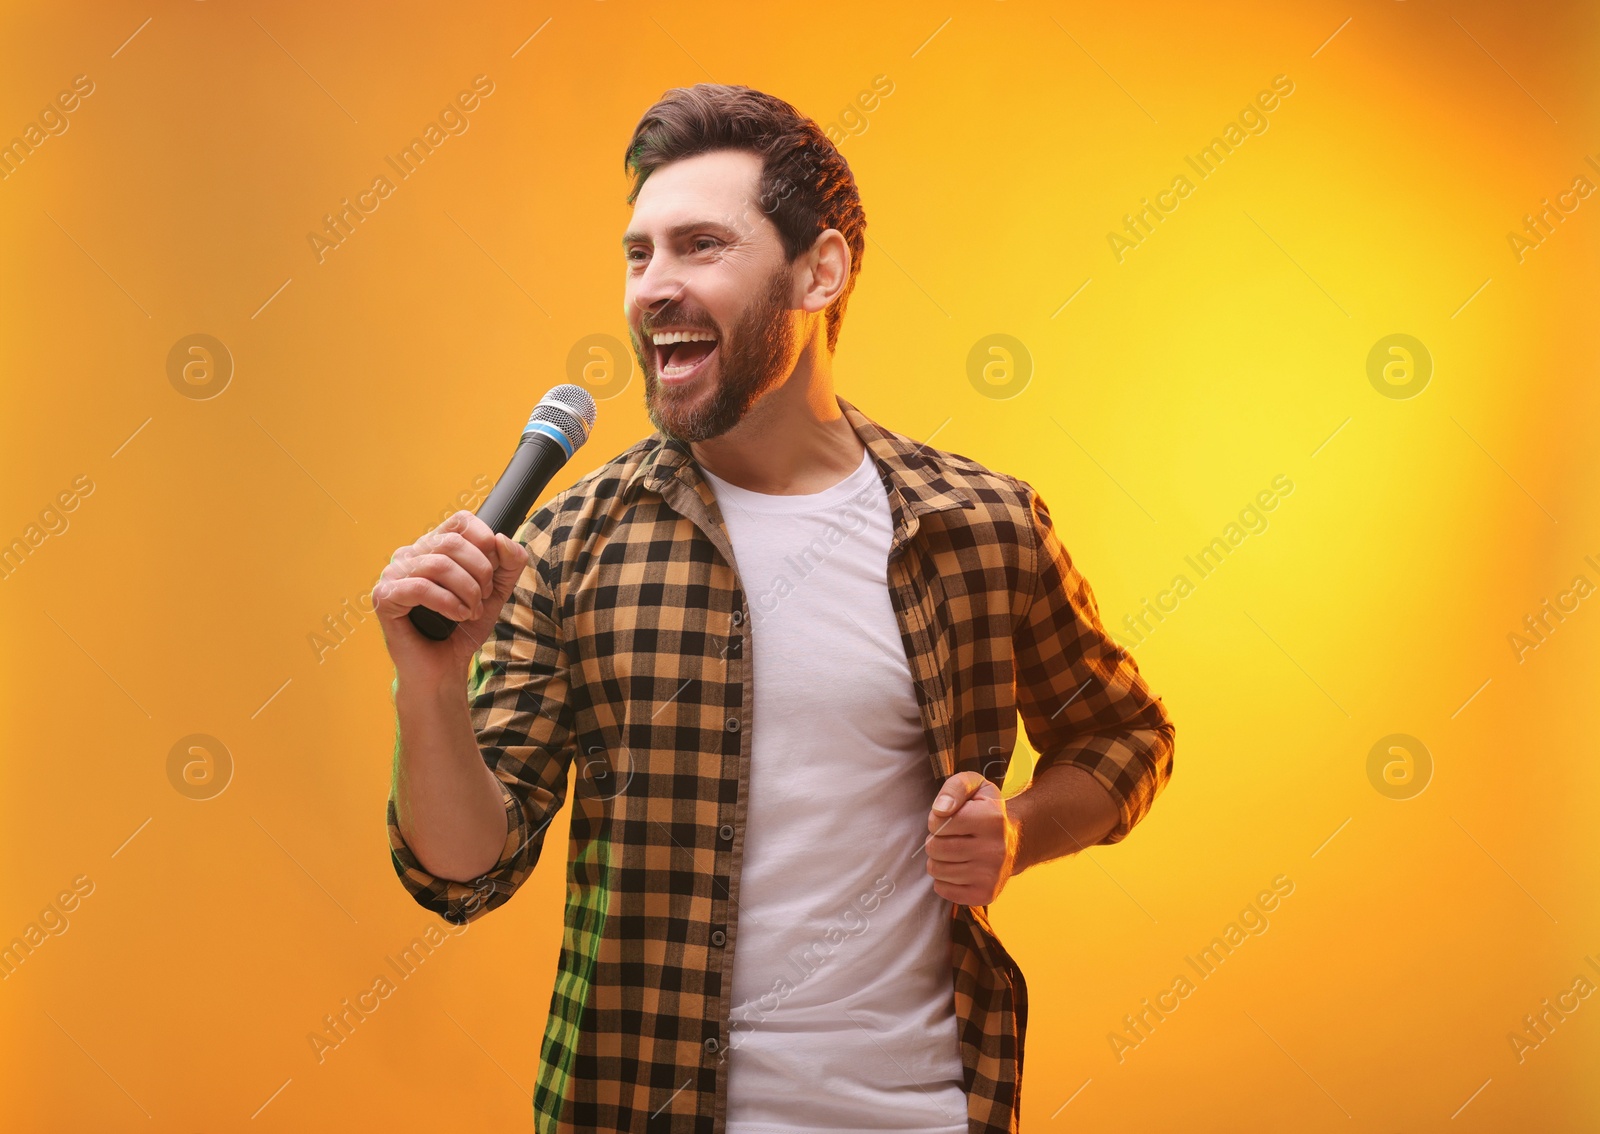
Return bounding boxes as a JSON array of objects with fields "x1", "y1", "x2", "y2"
[{"x1": 375, "y1": 83, "x2": 1175, "y2": 1134}]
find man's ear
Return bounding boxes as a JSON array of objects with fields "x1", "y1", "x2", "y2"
[{"x1": 799, "y1": 228, "x2": 850, "y2": 314}]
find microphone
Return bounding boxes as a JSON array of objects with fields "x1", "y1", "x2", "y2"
[{"x1": 408, "y1": 384, "x2": 598, "y2": 641}]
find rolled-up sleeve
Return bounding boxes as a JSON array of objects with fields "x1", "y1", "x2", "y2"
[
  {"x1": 385, "y1": 519, "x2": 577, "y2": 924},
  {"x1": 1010, "y1": 479, "x2": 1176, "y2": 845}
]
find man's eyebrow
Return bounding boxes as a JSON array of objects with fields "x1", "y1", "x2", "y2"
[{"x1": 620, "y1": 221, "x2": 737, "y2": 247}]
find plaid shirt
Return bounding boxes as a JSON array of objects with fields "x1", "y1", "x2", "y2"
[{"x1": 386, "y1": 394, "x2": 1176, "y2": 1132}]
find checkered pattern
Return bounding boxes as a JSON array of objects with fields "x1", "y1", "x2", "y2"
[{"x1": 386, "y1": 394, "x2": 1176, "y2": 1132}]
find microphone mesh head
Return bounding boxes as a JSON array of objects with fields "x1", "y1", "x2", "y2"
[{"x1": 526, "y1": 383, "x2": 599, "y2": 449}]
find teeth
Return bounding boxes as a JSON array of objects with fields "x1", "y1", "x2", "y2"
[
  {"x1": 661, "y1": 356, "x2": 708, "y2": 376},
  {"x1": 651, "y1": 330, "x2": 718, "y2": 346}
]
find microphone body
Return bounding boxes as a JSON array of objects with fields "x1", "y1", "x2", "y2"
[{"x1": 408, "y1": 385, "x2": 597, "y2": 641}]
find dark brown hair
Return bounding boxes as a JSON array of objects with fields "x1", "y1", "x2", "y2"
[{"x1": 623, "y1": 83, "x2": 867, "y2": 354}]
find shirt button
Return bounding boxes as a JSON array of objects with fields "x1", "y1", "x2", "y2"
[
  {"x1": 711, "y1": 929, "x2": 726, "y2": 946},
  {"x1": 731, "y1": 609, "x2": 744, "y2": 626},
  {"x1": 719, "y1": 824, "x2": 734, "y2": 841},
  {"x1": 703, "y1": 1037, "x2": 720, "y2": 1054},
  {"x1": 725, "y1": 716, "x2": 740, "y2": 732}
]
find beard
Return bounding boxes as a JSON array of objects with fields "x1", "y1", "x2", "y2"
[{"x1": 631, "y1": 261, "x2": 797, "y2": 444}]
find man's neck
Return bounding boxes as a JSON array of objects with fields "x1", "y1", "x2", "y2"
[{"x1": 689, "y1": 357, "x2": 865, "y2": 496}]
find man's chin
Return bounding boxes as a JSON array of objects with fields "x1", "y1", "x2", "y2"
[{"x1": 645, "y1": 381, "x2": 713, "y2": 442}]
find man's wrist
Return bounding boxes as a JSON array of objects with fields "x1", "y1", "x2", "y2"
[
  {"x1": 394, "y1": 666, "x2": 469, "y2": 709},
  {"x1": 1009, "y1": 763, "x2": 1120, "y2": 874}
]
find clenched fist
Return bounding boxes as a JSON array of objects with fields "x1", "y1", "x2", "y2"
[{"x1": 923, "y1": 772, "x2": 1021, "y2": 907}]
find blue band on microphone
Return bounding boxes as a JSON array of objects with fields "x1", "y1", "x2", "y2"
[{"x1": 523, "y1": 419, "x2": 574, "y2": 459}]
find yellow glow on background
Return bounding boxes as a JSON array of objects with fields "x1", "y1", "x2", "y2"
[{"x1": 2, "y1": 2, "x2": 1596, "y2": 1129}]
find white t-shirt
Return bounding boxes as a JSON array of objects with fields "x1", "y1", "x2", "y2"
[{"x1": 699, "y1": 446, "x2": 969, "y2": 1134}]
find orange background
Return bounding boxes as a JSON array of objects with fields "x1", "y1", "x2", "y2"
[{"x1": 2, "y1": 1, "x2": 1597, "y2": 1130}]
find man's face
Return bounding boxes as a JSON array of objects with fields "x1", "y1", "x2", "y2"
[{"x1": 622, "y1": 149, "x2": 800, "y2": 443}]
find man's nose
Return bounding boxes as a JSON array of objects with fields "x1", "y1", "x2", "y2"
[{"x1": 630, "y1": 252, "x2": 691, "y2": 316}]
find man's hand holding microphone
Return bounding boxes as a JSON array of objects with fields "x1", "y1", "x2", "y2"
[{"x1": 374, "y1": 516, "x2": 529, "y2": 687}]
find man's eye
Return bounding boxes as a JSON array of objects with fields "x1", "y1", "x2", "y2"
[{"x1": 694, "y1": 238, "x2": 720, "y2": 252}]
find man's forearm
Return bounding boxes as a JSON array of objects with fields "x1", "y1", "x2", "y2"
[
  {"x1": 1008, "y1": 761, "x2": 1121, "y2": 874},
  {"x1": 391, "y1": 674, "x2": 510, "y2": 883}
]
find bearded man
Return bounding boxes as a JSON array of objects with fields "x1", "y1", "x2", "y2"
[{"x1": 376, "y1": 82, "x2": 1176, "y2": 1134}]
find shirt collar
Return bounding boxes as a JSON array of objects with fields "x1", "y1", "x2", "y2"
[{"x1": 621, "y1": 393, "x2": 977, "y2": 519}]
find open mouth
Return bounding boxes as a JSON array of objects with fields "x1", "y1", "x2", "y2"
[{"x1": 652, "y1": 330, "x2": 719, "y2": 383}]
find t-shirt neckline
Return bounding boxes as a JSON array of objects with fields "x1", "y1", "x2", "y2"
[{"x1": 698, "y1": 446, "x2": 878, "y2": 515}]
